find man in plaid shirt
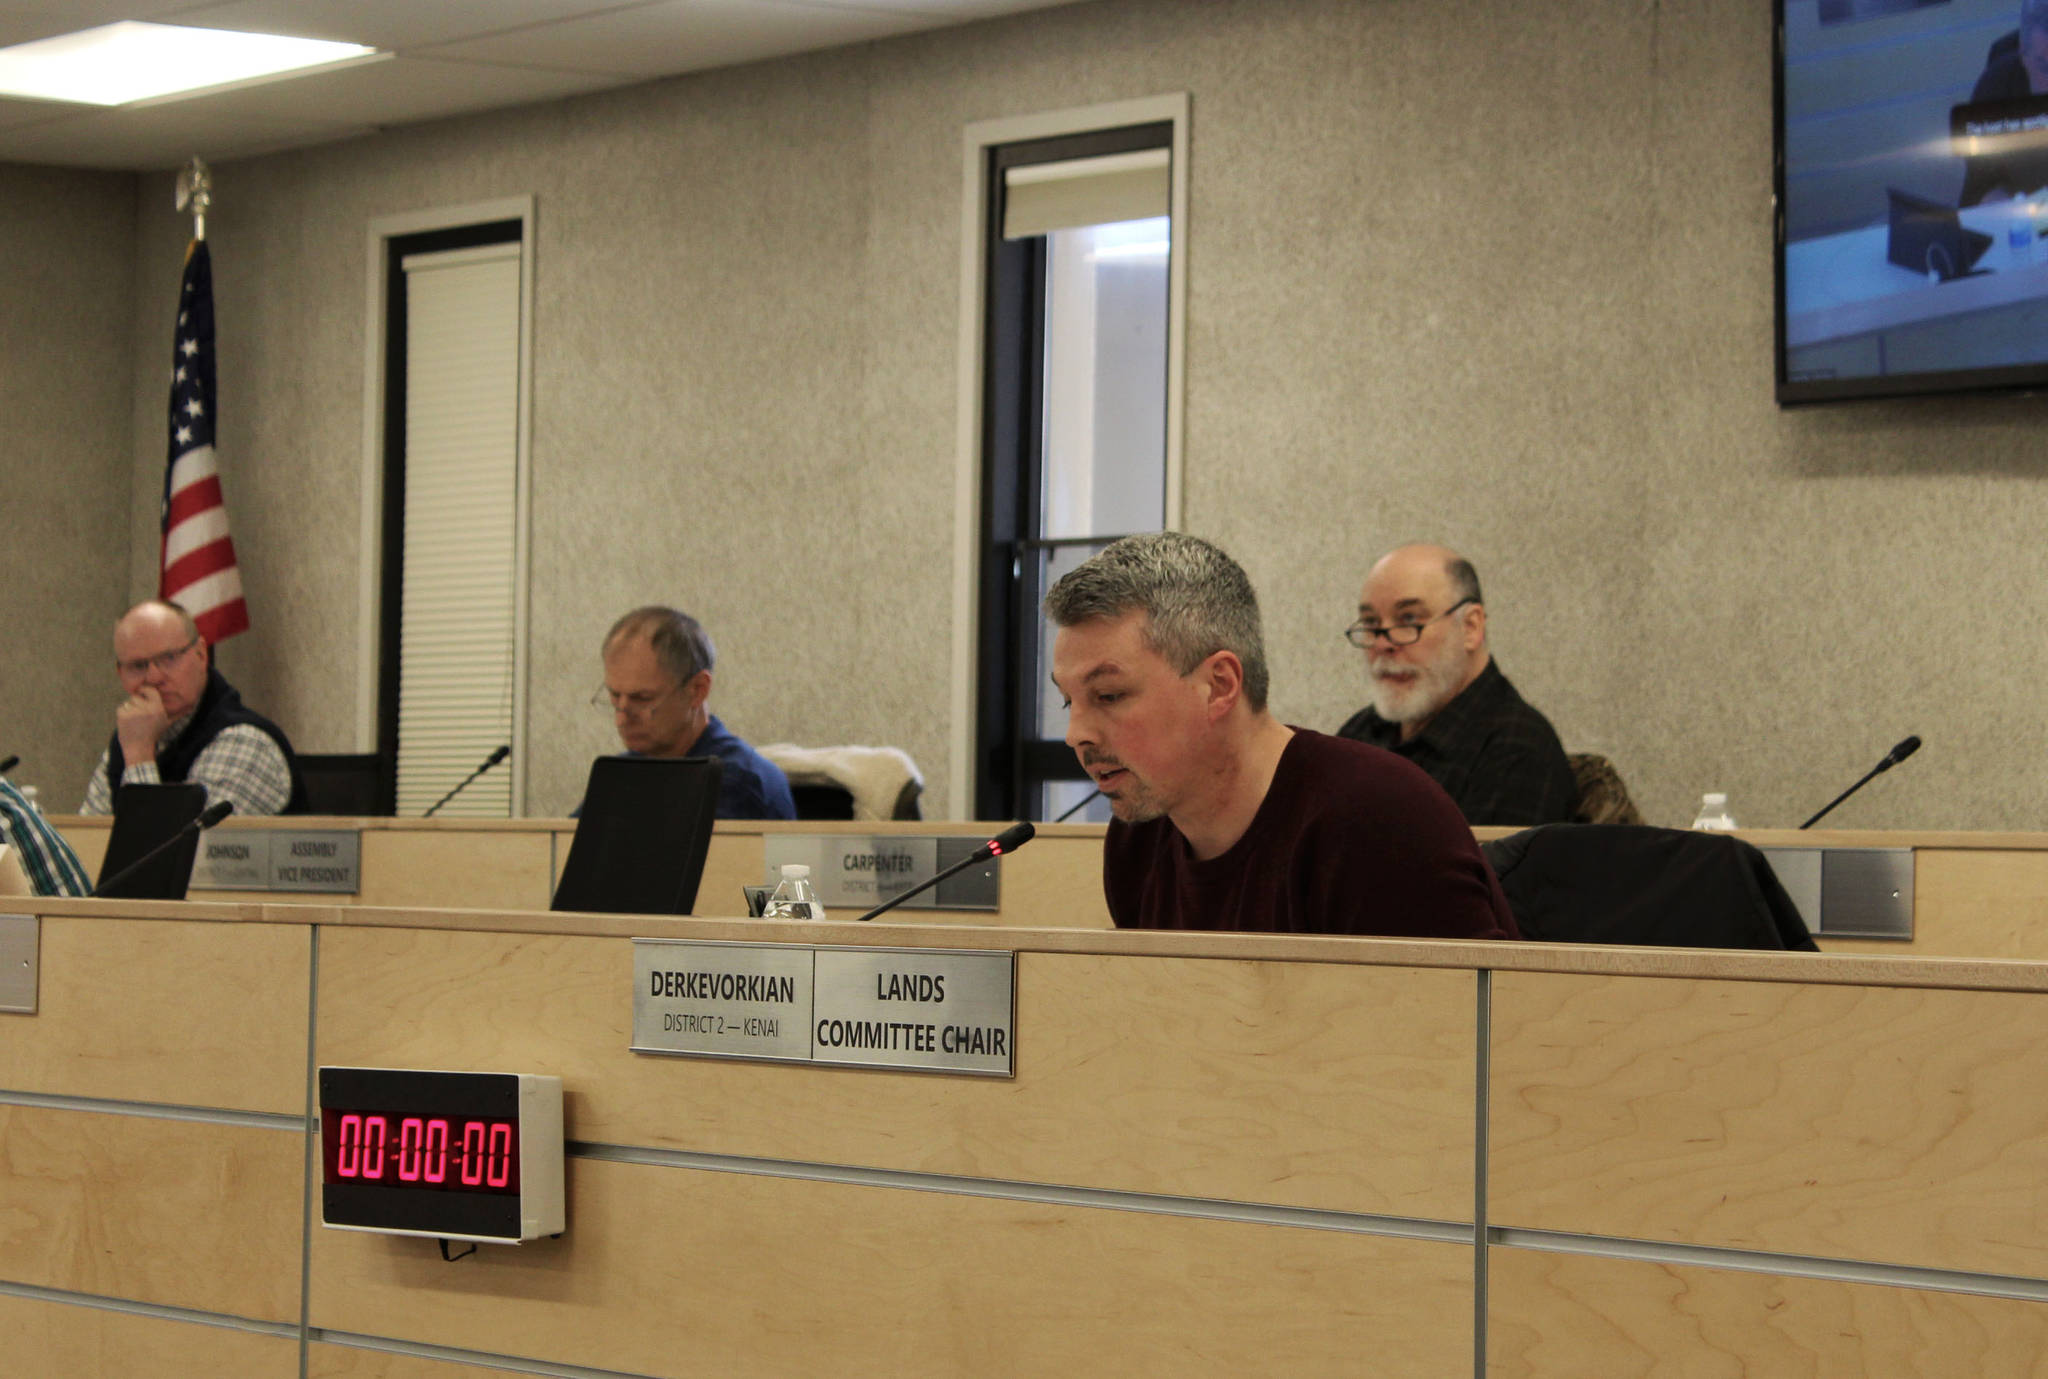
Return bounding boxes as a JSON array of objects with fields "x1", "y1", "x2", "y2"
[
  {"x1": 79, "y1": 600, "x2": 306, "y2": 816},
  {"x1": 1, "y1": 777, "x2": 89, "y2": 896}
]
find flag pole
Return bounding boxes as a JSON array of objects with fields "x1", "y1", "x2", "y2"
[{"x1": 175, "y1": 156, "x2": 211, "y2": 241}]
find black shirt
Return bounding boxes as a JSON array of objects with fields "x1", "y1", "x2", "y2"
[{"x1": 1335, "y1": 660, "x2": 1578, "y2": 827}]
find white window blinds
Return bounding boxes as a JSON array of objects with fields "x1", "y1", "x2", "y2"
[
  {"x1": 395, "y1": 243, "x2": 520, "y2": 817},
  {"x1": 1002, "y1": 147, "x2": 1170, "y2": 240}
]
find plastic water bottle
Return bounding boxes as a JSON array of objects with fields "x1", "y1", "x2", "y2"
[
  {"x1": 762, "y1": 863, "x2": 825, "y2": 921},
  {"x1": 1690, "y1": 792, "x2": 1738, "y2": 832}
]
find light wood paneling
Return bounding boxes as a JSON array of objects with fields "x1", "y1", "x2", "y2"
[
  {"x1": 1488, "y1": 1248, "x2": 2048, "y2": 1376},
  {"x1": 315, "y1": 926, "x2": 1474, "y2": 1213},
  {"x1": 357, "y1": 830, "x2": 554, "y2": 910},
  {"x1": 692, "y1": 826, "x2": 1110, "y2": 926},
  {"x1": 309, "y1": 1155, "x2": 1471, "y2": 1378},
  {"x1": 0, "y1": 1294, "x2": 297, "y2": 1378},
  {"x1": 0, "y1": 915, "x2": 308, "y2": 1112},
  {"x1": 1491, "y1": 971, "x2": 2048, "y2": 1276},
  {"x1": 315, "y1": 924, "x2": 1475, "y2": 1217},
  {"x1": 309, "y1": 1345, "x2": 528, "y2": 1378},
  {"x1": 1823, "y1": 848, "x2": 2048, "y2": 960},
  {"x1": 0, "y1": 1106, "x2": 304, "y2": 1319}
]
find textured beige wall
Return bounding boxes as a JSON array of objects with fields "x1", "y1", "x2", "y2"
[
  {"x1": 79, "y1": 0, "x2": 2048, "y2": 828},
  {"x1": 0, "y1": 164, "x2": 138, "y2": 809}
]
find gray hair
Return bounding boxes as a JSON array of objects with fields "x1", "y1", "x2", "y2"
[
  {"x1": 1445, "y1": 557, "x2": 1483, "y2": 607},
  {"x1": 604, "y1": 606, "x2": 715, "y2": 683},
  {"x1": 1044, "y1": 532, "x2": 1270, "y2": 711}
]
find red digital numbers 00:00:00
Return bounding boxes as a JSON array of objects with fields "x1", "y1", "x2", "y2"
[{"x1": 328, "y1": 1114, "x2": 517, "y2": 1190}]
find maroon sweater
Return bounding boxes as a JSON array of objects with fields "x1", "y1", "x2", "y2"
[{"x1": 1102, "y1": 728, "x2": 1519, "y2": 939}]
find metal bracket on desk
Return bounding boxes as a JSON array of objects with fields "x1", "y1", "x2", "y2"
[
  {"x1": 0, "y1": 914, "x2": 38, "y2": 1013},
  {"x1": 1759, "y1": 848, "x2": 1914, "y2": 941}
]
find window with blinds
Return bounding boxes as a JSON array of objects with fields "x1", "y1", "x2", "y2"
[{"x1": 393, "y1": 242, "x2": 521, "y2": 817}]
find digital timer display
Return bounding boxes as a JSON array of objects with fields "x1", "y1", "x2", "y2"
[
  {"x1": 318, "y1": 1067, "x2": 563, "y2": 1244},
  {"x1": 321, "y1": 1111, "x2": 521, "y2": 1194}
]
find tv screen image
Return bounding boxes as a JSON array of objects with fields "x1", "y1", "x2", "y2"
[{"x1": 1777, "y1": 0, "x2": 2048, "y2": 401}]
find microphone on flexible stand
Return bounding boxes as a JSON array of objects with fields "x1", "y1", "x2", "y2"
[
  {"x1": 1799, "y1": 735, "x2": 1921, "y2": 829},
  {"x1": 94, "y1": 799, "x2": 234, "y2": 897},
  {"x1": 0, "y1": 755, "x2": 18, "y2": 775},
  {"x1": 852, "y1": 822, "x2": 1035, "y2": 922},
  {"x1": 422, "y1": 745, "x2": 511, "y2": 817}
]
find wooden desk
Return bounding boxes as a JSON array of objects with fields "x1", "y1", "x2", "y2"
[
  {"x1": 9, "y1": 898, "x2": 2048, "y2": 1374},
  {"x1": 50, "y1": 815, "x2": 1116, "y2": 928}
]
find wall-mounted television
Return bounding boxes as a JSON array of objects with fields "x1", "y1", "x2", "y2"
[{"x1": 1777, "y1": 0, "x2": 2048, "y2": 403}]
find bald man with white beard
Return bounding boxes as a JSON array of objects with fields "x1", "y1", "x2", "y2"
[{"x1": 1335, "y1": 544, "x2": 1578, "y2": 827}]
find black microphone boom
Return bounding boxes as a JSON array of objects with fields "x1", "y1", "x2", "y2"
[
  {"x1": 93, "y1": 799, "x2": 234, "y2": 897},
  {"x1": 852, "y1": 822, "x2": 1036, "y2": 922},
  {"x1": 422, "y1": 745, "x2": 511, "y2": 817},
  {"x1": 0, "y1": 754, "x2": 18, "y2": 775},
  {"x1": 1799, "y1": 735, "x2": 1922, "y2": 830}
]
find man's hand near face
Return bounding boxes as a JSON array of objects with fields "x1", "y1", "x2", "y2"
[{"x1": 116, "y1": 686, "x2": 171, "y2": 767}]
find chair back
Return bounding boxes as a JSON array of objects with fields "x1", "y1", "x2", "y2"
[
  {"x1": 299, "y1": 753, "x2": 384, "y2": 815},
  {"x1": 551, "y1": 756, "x2": 722, "y2": 916},
  {"x1": 97, "y1": 782, "x2": 209, "y2": 900},
  {"x1": 1567, "y1": 752, "x2": 1643, "y2": 826},
  {"x1": 1481, "y1": 824, "x2": 1818, "y2": 952}
]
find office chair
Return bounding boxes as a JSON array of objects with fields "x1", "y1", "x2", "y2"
[
  {"x1": 551, "y1": 755, "x2": 723, "y2": 916},
  {"x1": 298, "y1": 753, "x2": 383, "y2": 815},
  {"x1": 97, "y1": 782, "x2": 210, "y2": 900},
  {"x1": 1567, "y1": 752, "x2": 1643, "y2": 826},
  {"x1": 758, "y1": 743, "x2": 923, "y2": 820},
  {"x1": 1482, "y1": 824, "x2": 1819, "y2": 952}
]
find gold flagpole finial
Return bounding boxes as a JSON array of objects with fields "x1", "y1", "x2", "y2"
[{"x1": 175, "y1": 157, "x2": 212, "y2": 241}]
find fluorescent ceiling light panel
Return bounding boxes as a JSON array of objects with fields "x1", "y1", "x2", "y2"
[{"x1": 0, "y1": 22, "x2": 377, "y2": 106}]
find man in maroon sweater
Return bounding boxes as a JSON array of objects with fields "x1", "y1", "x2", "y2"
[{"x1": 1046, "y1": 533, "x2": 1518, "y2": 939}]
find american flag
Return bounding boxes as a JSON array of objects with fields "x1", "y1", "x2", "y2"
[{"x1": 161, "y1": 240, "x2": 249, "y2": 643}]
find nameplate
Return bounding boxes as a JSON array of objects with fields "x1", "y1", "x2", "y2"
[
  {"x1": 631, "y1": 939, "x2": 1014, "y2": 1076},
  {"x1": 189, "y1": 830, "x2": 362, "y2": 894},
  {"x1": 763, "y1": 836, "x2": 1001, "y2": 912},
  {"x1": 0, "y1": 915, "x2": 36, "y2": 1014}
]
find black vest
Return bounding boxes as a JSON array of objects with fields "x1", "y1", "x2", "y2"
[{"x1": 110, "y1": 666, "x2": 309, "y2": 814}]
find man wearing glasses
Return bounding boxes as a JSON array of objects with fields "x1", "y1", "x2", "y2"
[
  {"x1": 81, "y1": 599, "x2": 306, "y2": 815},
  {"x1": 1048, "y1": 533, "x2": 1516, "y2": 938},
  {"x1": 1336, "y1": 544, "x2": 1577, "y2": 827},
  {"x1": 591, "y1": 606, "x2": 794, "y2": 820}
]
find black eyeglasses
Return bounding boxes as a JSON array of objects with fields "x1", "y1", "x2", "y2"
[{"x1": 1344, "y1": 598, "x2": 1476, "y2": 649}]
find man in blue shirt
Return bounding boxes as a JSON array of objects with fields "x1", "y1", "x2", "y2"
[{"x1": 592, "y1": 606, "x2": 795, "y2": 820}]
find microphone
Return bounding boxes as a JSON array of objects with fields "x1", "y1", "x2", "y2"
[
  {"x1": 1799, "y1": 735, "x2": 1921, "y2": 829},
  {"x1": 94, "y1": 799, "x2": 234, "y2": 897},
  {"x1": 422, "y1": 745, "x2": 511, "y2": 817},
  {"x1": 0, "y1": 755, "x2": 17, "y2": 775},
  {"x1": 852, "y1": 822, "x2": 1035, "y2": 922}
]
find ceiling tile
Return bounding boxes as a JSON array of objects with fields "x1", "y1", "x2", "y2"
[
  {"x1": 0, "y1": 91, "x2": 75, "y2": 130},
  {"x1": 166, "y1": 53, "x2": 632, "y2": 128},
  {"x1": 419, "y1": 0, "x2": 928, "y2": 79},
  {"x1": 0, "y1": 99, "x2": 362, "y2": 170},
  {"x1": 163, "y1": 0, "x2": 653, "y2": 51}
]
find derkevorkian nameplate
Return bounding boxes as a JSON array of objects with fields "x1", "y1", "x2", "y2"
[
  {"x1": 630, "y1": 939, "x2": 1015, "y2": 1076},
  {"x1": 632, "y1": 941, "x2": 814, "y2": 1061},
  {"x1": 189, "y1": 830, "x2": 361, "y2": 893},
  {"x1": 812, "y1": 946, "x2": 1013, "y2": 1076}
]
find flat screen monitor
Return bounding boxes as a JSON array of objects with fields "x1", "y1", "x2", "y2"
[{"x1": 1777, "y1": 0, "x2": 2048, "y2": 402}]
